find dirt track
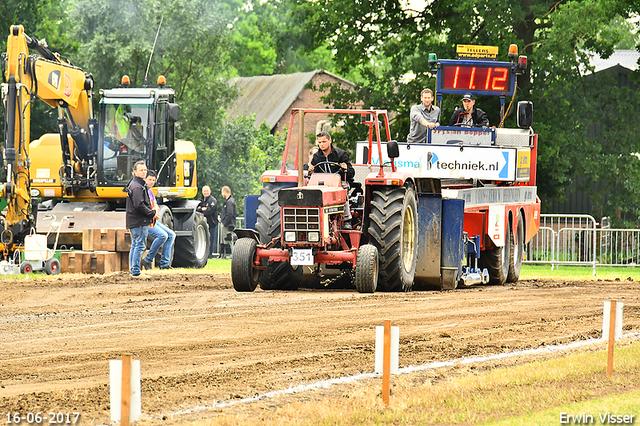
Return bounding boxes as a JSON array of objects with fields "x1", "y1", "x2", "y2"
[{"x1": 1, "y1": 271, "x2": 639, "y2": 424}]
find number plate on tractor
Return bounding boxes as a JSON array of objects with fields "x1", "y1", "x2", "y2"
[{"x1": 291, "y1": 249, "x2": 313, "y2": 265}]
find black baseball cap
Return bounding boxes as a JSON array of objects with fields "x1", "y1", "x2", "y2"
[{"x1": 462, "y1": 93, "x2": 474, "y2": 101}]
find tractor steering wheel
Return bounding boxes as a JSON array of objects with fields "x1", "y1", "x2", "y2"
[{"x1": 312, "y1": 160, "x2": 343, "y2": 175}]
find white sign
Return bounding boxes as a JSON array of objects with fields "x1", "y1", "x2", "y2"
[
  {"x1": 291, "y1": 249, "x2": 314, "y2": 265},
  {"x1": 375, "y1": 326, "x2": 399, "y2": 374},
  {"x1": 602, "y1": 301, "x2": 624, "y2": 340},
  {"x1": 356, "y1": 142, "x2": 520, "y2": 181}
]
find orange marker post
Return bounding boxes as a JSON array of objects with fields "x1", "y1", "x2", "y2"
[
  {"x1": 121, "y1": 354, "x2": 132, "y2": 426},
  {"x1": 382, "y1": 320, "x2": 391, "y2": 407},
  {"x1": 607, "y1": 301, "x2": 616, "y2": 377}
]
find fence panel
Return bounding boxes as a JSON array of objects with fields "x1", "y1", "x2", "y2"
[
  {"x1": 524, "y1": 214, "x2": 597, "y2": 274},
  {"x1": 597, "y1": 228, "x2": 640, "y2": 267}
]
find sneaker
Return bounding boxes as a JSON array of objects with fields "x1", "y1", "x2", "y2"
[
  {"x1": 131, "y1": 272, "x2": 149, "y2": 279},
  {"x1": 159, "y1": 265, "x2": 173, "y2": 270},
  {"x1": 142, "y1": 260, "x2": 153, "y2": 270}
]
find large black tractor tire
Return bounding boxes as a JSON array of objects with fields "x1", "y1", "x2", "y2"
[
  {"x1": 367, "y1": 186, "x2": 418, "y2": 292},
  {"x1": 355, "y1": 244, "x2": 379, "y2": 293},
  {"x1": 254, "y1": 181, "x2": 300, "y2": 290},
  {"x1": 480, "y1": 220, "x2": 512, "y2": 285},
  {"x1": 173, "y1": 212, "x2": 210, "y2": 268},
  {"x1": 507, "y1": 216, "x2": 524, "y2": 283},
  {"x1": 255, "y1": 182, "x2": 282, "y2": 244},
  {"x1": 231, "y1": 238, "x2": 260, "y2": 292}
]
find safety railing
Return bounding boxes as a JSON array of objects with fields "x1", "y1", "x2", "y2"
[
  {"x1": 524, "y1": 214, "x2": 598, "y2": 275},
  {"x1": 524, "y1": 215, "x2": 640, "y2": 273}
]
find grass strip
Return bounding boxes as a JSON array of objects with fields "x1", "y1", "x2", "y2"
[{"x1": 198, "y1": 341, "x2": 640, "y2": 425}]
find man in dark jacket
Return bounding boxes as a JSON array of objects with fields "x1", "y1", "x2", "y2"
[
  {"x1": 196, "y1": 185, "x2": 218, "y2": 258},
  {"x1": 126, "y1": 160, "x2": 158, "y2": 277},
  {"x1": 308, "y1": 131, "x2": 355, "y2": 228},
  {"x1": 220, "y1": 186, "x2": 236, "y2": 258},
  {"x1": 448, "y1": 93, "x2": 489, "y2": 127}
]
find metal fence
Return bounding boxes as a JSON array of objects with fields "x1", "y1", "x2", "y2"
[{"x1": 525, "y1": 214, "x2": 640, "y2": 274}]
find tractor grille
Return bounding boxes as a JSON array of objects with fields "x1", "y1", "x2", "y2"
[{"x1": 283, "y1": 208, "x2": 320, "y2": 232}]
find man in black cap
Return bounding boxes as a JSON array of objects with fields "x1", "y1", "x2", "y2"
[{"x1": 448, "y1": 93, "x2": 489, "y2": 127}]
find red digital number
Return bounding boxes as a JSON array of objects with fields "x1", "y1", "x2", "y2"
[
  {"x1": 443, "y1": 64, "x2": 510, "y2": 93},
  {"x1": 491, "y1": 67, "x2": 508, "y2": 91}
]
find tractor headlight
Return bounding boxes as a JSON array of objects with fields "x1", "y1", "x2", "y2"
[
  {"x1": 30, "y1": 189, "x2": 41, "y2": 197},
  {"x1": 308, "y1": 232, "x2": 319, "y2": 242},
  {"x1": 285, "y1": 231, "x2": 296, "y2": 242}
]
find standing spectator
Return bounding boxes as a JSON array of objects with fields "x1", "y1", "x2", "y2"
[
  {"x1": 197, "y1": 185, "x2": 218, "y2": 258},
  {"x1": 126, "y1": 160, "x2": 158, "y2": 277},
  {"x1": 141, "y1": 170, "x2": 176, "y2": 270},
  {"x1": 407, "y1": 88, "x2": 441, "y2": 143},
  {"x1": 220, "y1": 186, "x2": 237, "y2": 258}
]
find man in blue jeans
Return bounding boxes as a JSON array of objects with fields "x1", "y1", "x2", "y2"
[
  {"x1": 126, "y1": 160, "x2": 158, "y2": 277},
  {"x1": 141, "y1": 170, "x2": 176, "y2": 269}
]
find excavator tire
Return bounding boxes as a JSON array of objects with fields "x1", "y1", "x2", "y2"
[
  {"x1": 480, "y1": 220, "x2": 512, "y2": 285},
  {"x1": 507, "y1": 216, "x2": 524, "y2": 283},
  {"x1": 173, "y1": 212, "x2": 209, "y2": 268},
  {"x1": 254, "y1": 182, "x2": 300, "y2": 290},
  {"x1": 367, "y1": 186, "x2": 418, "y2": 292},
  {"x1": 355, "y1": 244, "x2": 379, "y2": 293},
  {"x1": 231, "y1": 238, "x2": 260, "y2": 292}
]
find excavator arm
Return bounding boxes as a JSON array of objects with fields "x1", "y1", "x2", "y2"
[{"x1": 1, "y1": 24, "x2": 96, "y2": 252}]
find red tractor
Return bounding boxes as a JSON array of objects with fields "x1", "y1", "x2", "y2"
[{"x1": 231, "y1": 109, "x2": 418, "y2": 293}]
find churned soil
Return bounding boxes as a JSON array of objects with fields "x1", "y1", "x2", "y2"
[{"x1": 1, "y1": 271, "x2": 639, "y2": 424}]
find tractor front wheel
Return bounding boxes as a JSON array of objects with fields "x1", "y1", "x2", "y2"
[
  {"x1": 355, "y1": 244, "x2": 379, "y2": 293},
  {"x1": 231, "y1": 238, "x2": 260, "y2": 292}
]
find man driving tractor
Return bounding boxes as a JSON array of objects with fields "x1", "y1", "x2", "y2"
[{"x1": 308, "y1": 131, "x2": 355, "y2": 229}]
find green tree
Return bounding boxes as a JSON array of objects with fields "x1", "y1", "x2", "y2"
[{"x1": 225, "y1": 0, "x2": 339, "y2": 76}]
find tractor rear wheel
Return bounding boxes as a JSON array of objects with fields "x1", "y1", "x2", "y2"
[
  {"x1": 259, "y1": 263, "x2": 301, "y2": 290},
  {"x1": 255, "y1": 182, "x2": 300, "y2": 290},
  {"x1": 173, "y1": 212, "x2": 209, "y2": 268},
  {"x1": 480, "y1": 220, "x2": 512, "y2": 285},
  {"x1": 255, "y1": 182, "x2": 282, "y2": 244},
  {"x1": 355, "y1": 244, "x2": 379, "y2": 293},
  {"x1": 231, "y1": 238, "x2": 260, "y2": 292},
  {"x1": 367, "y1": 186, "x2": 418, "y2": 292},
  {"x1": 507, "y1": 217, "x2": 524, "y2": 283}
]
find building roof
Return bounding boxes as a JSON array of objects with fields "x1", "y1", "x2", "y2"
[
  {"x1": 226, "y1": 70, "x2": 355, "y2": 129},
  {"x1": 585, "y1": 49, "x2": 639, "y2": 74}
]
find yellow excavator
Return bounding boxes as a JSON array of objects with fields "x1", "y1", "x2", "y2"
[{"x1": 1, "y1": 25, "x2": 210, "y2": 269}]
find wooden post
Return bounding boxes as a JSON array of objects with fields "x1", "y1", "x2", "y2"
[
  {"x1": 382, "y1": 320, "x2": 391, "y2": 407},
  {"x1": 607, "y1": 300, "x2": 616, "y2": 377},
  {"x1": 121, "y1": 354, "x2": 132, "y2": 426}
]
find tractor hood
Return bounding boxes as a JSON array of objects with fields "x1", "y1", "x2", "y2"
[{"x1": 278, "y1": 186, "x2": 347, "y2": 207}]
